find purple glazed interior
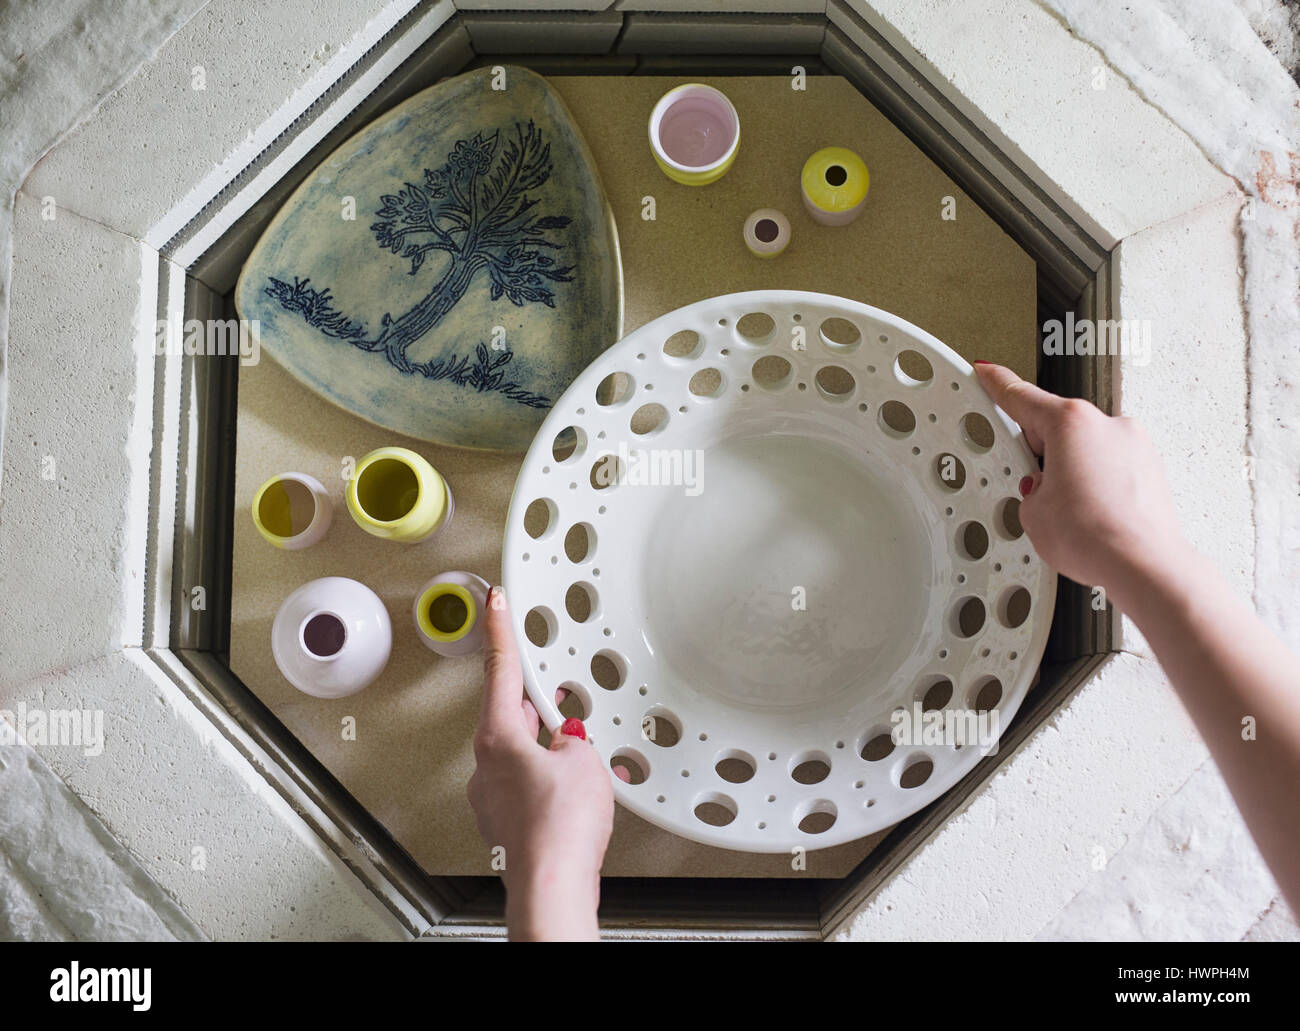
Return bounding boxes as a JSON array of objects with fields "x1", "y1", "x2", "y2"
[
  {"x1": 303, "y1": 612, "x2": 347, "y2": 657},
  {"x1": 657, "y1": 90, "x2": 737, "y2": 168}
]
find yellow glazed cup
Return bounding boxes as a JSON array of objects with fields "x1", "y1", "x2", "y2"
[
  {"x1": 412, "y1": 571, "x2": 490, "y2": 657},
  {"x1": 648, "y1": 83, "x2": 740, "y2": 186},
  {"x1": 251, "y1": 472, "x2": 333, "y2": 550},
  {"x1": 345, "y1": 447, "x2": 453, "y2": 544},
  {"x1": 416, "y1": 582, "x2": 476, "y2": 645},
  {"x1": 801, "y1": 146, "x2": 870, "y2": 226}
]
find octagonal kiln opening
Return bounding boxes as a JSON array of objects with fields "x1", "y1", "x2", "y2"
[{"x1": 148, "y1": 1, "x2": 1115, "y2": 940}]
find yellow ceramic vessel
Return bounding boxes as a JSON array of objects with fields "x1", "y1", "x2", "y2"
[
  {"x1": 413, "y1": 571, "x2": 490, "y2": 657},
  {"x1": 416, "y1": 581, "x2": 476, "y2": 645},
  {"x1": 345, "y1": 446, "x2": 452, "y2": 543},
  {"x1": 251, "y1": 472, "x2": 333, "y2": 549},
  {"x1": 801, "y1": 146, "x2": 870, "y2": 225}
]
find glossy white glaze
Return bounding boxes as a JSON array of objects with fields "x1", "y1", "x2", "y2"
[
  {"x1": 504, "y1": 291, "x2": 1056, "y2": 853},
  {"x1": 271, "y1": 577, "x2": 392, "y2": 699}
]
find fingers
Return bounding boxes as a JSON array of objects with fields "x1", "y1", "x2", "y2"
[
  {"x1": 548, "y1": 715, "x2": 629, "y2": 782},
  {"x1": 478, "y1": 586, "x2": 527, "y2": 744},
  {"x1": 972, "y1": 362, "x2": 1060, "y2": 456},
  {"x1": 549, "y1": 717, "x2": 587, "y2": 751}
]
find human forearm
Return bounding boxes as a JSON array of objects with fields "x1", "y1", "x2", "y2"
[
  {"x1": 971, "y1": 362, "x2": 1300, "y2": 914},
  {"x1": 1113, "y1": 545, "x2": 1300, "y2": 911},
  {"x1": 469, "y1": 589, "x2": 616, "y2": 944},
  {"x1": 504, "y1": 855, "x2": 602, "y2": 941}
]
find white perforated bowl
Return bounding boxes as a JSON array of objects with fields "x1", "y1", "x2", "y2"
[{"x1": 503, "y1": 291, "x2": 1055, "y2": 853}]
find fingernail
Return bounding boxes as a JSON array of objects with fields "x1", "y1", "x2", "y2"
[
  {"x1": 488, "y1": 585, "x2": 504, "y2": 610},
  {"x1": 1019, "y1": 476, "x2": 1034, "y2": 497},
  {"x1": 972, "y1": 360, "x2": 992, "y2": 366},
  {"x1": 561, "y1": 717, "x2": 586, "y2": 741}
]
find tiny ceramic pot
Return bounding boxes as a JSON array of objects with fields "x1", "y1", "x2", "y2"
[
  {"x1": 801, "y1": 146, "x2": 870, "y2": 226},
  {"x1": 251, "y1": 472, "x2": 333, "y2": 549},
  {"x1": 743, "y1": 208, "x2": 791, "y2": 258},
  {"x1": 271, "y1": 576, "x2": 392, "y2": 698},
  {"x1": 413, "y1": 571, "x2": 490, "y2": 657},
  {"x1": 346, "y1": 446, "x2": 453, "y2": 544},
  {"x1": 648, "y1": 83, "x2": 740, "y2": 186}
]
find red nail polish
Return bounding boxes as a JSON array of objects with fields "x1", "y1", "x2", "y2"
[
  {"x1": 1019, "y1": 476, "x2": 1034, "y2": 497},
  {"x1": 561, "y1": 717, "x2": 586, "y2": 741},
  {"x1": 972, "y1": 360, "x2": 992, "y2": 366}
]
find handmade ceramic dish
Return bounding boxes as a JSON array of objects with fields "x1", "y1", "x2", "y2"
[
  {"x1": 503, "y1": 290, "x2": 1055, "y2": 853},
  {"x1": 235, "y1": 66, "x2": 623, "y2": 452}
]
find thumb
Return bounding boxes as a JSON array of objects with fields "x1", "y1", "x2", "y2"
[
  {"x1": 478, "y1": 586, "x2": 525, "y2": 742},
  {"x1": 549, "y1": 717, "x2": 587, "y2": 750}
]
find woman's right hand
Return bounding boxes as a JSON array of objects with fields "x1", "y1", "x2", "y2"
[
  {"x1": 975, "y1": 362, "x2": 1300, "y2": 914},
  {"x1": 973, "y1": 362, "x2": 1191, "y2": 604}
]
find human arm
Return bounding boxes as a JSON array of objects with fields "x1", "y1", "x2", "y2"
[
  {"x1": 974, "y1": 361, "x2": 1300, "y2": 912},
  {"x1": 466, "y1": 586, "x2": 620, "y2": 940}
]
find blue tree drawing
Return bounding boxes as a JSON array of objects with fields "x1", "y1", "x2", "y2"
[{"x1": 264, "y1": 120, "x2": 576, "y2": 409}]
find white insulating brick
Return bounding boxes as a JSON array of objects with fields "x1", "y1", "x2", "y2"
[
  {"x1": 1037, "y1": 760, "x2": 1287, "y2": 940},
  {"x1": 0, "y1": 192, "x2": 155, "y2": 687},
  {"x1": 0, "y1": 736, "x2": 204, "y2": 941},
  {"x1": 837, "y1": 0, "x2": 1234, "y2": 248},
  {"x1": 21, "y1": 0, "x2": 441, "y2": 245},
  {"x1": 8, "y1": 650, "x2": 408, "y2": 941},
  {"x1": 1113, "y1": 191, "x2": 1252, "y2": 598}
]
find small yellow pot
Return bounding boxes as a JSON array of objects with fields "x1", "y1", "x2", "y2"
[
  {"x1": 345, "y1": 447, "x2": 453, "y2": 544},
  {"x1": 413, "y1": 571, "x2": 490, "y2": 657},
  {"x1": 801, "y1": 146, "x2": 870, "y2": 226},
  {"x1": 648, "y1": 83, "x2": 740, "y2": 186},
  {"x1": 251, "y1": 472, "x2": 333, "y2": 550}
]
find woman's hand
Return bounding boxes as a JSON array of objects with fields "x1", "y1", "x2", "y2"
[
  {"x1": 466, "y1": 586, "x2": 618, "y2": 940},
  {"x1": 975, "y1": 361, "x2": 1300, "y2": 913},
  {"x1": 973, "y1": 361, "x2": 1190, "y2": 607}
]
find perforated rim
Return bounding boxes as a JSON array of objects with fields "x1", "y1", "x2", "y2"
[{"x1": 503, "y1": 291, "x2": 1056, "y2": 853}]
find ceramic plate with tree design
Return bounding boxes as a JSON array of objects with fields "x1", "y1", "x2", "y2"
[{"x1": 236, "y1": 66, "x2": 623, "y2": 451}]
